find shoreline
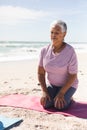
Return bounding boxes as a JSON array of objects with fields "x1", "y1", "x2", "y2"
[{"x1": 0, "y1": 50, "x2": 87, "y2": 63}]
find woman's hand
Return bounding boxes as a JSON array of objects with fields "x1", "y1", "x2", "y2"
[
  {"x1": 54, "y1": 92, "x2": 66, "y2": 109},
  {"x1": 40, "y1": 92, "x2": 51, "y2": 107}
]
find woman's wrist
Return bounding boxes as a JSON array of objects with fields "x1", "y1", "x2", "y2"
[
  {"x1": 56, "y1": 88, "x2": 65, "y2": 99},
  {"x1": 57, "y1": 91, "x2": 64, "y2": 98},
  {"x1": 42, "y1": 89, "x2": 48, "y2": 97}
]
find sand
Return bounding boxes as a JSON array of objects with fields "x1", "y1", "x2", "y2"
[{"x1": 0, "y1": 52, "x2": 87, "y2": 130}]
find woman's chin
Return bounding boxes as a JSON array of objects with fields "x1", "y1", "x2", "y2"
[{"x1": 51, "y1": 41, "x2": 57, "y2": 46}]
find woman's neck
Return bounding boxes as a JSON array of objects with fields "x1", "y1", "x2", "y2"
[{"x1": 52, "y1": 42, "x2": 66, "y2": 53}]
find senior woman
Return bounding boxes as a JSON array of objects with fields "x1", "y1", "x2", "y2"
[{"x1": 38, "y1": 20, "x2": 78, "y2": 110}]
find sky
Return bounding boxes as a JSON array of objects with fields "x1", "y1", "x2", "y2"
[{"x1": 0, "y1": 0, "x2": 87, "y2": 42}]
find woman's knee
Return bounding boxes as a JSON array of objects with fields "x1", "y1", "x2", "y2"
[
  {"x1": 54, "y1": 100, "x2": 71, "y2": 110},
  {"x1": 43, "y1": 99, "x2": 54, "y2": 109}
]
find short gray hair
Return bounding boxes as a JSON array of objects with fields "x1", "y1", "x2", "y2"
[{"x1": 50, "y1": 20, "x2": 67, "y2": 32}]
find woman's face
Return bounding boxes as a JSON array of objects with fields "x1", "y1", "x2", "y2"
[{"x1": 50, "y1": 25, "x2": 66, "y2": 47}]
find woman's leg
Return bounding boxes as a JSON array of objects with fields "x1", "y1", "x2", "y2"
[
  {"x1": 44, "y1": 85, "x2": 76, "y2": 110},
  {"x1": 44, "y1": 85, "x2": 61, "y2": 109},
  {"x1": 55, "y1": 87, "x2": 76, "y2": 110},
  {"x1": 63, "y1": 87, "x2": 76, "y2": 109}
]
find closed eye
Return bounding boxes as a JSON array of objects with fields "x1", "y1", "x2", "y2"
[{"x1": 51, "y1": 31, "x2": 59, "y2": 35}]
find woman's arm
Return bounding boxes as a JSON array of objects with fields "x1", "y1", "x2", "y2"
[
  {"x1": 38, "y1": 66, "x2": 47, "y2": 93},
  {"x1": 59, "y1": 73, "x2": 77, "y2": 95},
  {"x1": 38, "y1": 66, "x2": 50, "y2": 106}
]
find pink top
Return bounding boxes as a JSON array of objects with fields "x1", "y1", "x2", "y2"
[{"x1": 38, "y1": 43, "x2": 78, "y2": 89}]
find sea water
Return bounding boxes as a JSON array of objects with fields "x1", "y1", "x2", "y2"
[{"x1": 0, "y1": 41, "x2": 87, "y2": 62}]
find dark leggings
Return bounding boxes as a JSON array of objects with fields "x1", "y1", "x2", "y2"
[{"x1": 44, "y1": 85, "x2": 76, "y2": 110}]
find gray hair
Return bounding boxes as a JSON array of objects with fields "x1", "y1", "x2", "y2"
[{"x1": 50, "y1": 20, "x2": 67, "y2": 32}]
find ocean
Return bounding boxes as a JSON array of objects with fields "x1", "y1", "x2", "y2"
[{"x1": 0, "y1": 41, "x2": 87, "y2": 62}]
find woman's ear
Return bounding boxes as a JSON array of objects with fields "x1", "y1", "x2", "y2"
[{"x1": 63, "y1": 32, "x2": 66, "y2": 37}]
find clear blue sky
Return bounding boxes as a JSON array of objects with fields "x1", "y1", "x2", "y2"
[{"x1": 0, "y1": 0, "x2": 87, "y2": 42}]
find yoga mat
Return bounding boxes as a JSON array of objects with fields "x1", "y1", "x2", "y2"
[
  {"x1": 0, "y1": 115, "x2": 23, "y2": 130},
  {"x1": 0, "y1": 94, "x2": 87, "y2": 119}
]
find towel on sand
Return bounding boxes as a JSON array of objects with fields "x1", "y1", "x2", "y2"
[{"x1": 0, "y1": 94, "x2": 87, "y2": 119}]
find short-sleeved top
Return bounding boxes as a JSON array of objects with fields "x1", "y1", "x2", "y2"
[{"x1": 38, "y1": 43, "x2": 78, "y2": 89}]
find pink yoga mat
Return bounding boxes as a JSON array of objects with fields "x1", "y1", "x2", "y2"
[{"x1": 0, "y1": 94, "x2": 87, "y2": 118}]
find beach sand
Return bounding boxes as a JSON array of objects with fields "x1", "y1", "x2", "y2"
[{"x1": 0, "y1": 53, "x2": 87, "y2": 130}]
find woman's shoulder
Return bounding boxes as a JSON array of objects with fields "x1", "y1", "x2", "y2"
[
  {"x1": 41, "y1": 44, "x2": 51, "y2": 52},
  {"x1": 65, "y1": 43, "x2": 75, "y2": 52}
]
